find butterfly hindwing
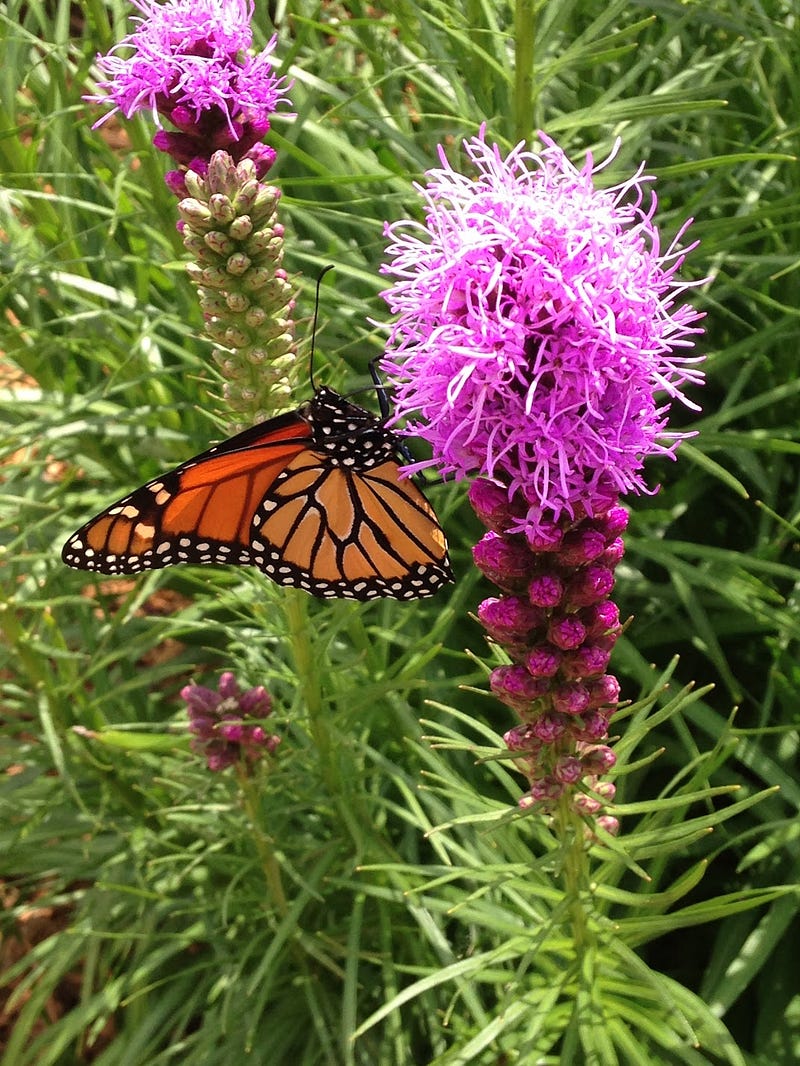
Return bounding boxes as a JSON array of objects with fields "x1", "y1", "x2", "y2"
[
  {"x1": 62, "y1": 389, "x2": 453, "y2": 600},
  {"x1": 251, "y1": 450, "x2": 451, "y2": 599}
]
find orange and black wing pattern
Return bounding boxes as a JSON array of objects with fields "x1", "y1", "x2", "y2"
[{"x1": 62, "y1": 388, "x2": 453, "y2": 600}]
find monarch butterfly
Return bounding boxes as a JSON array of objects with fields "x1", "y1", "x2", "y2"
[{"x1": 61, "y1": 386, "x2": 453, "y2": 600}]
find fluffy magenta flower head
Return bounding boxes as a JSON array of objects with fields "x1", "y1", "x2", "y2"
[
  {"x1": 89, "y1": 0, "x2": 290, "y2": 176},
  {"x1": 381, "y1": 129, "x2": 705, "y2": 531}
]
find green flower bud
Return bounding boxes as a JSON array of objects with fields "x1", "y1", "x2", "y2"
[
  {"x1": 226, "y1": 292, "x2": 250, "y2": 313},
  {"x1": 226, "y1": 252, "x2": 252, "y2": 276},
  {"x1": 209, "y1": 194, "x2": 236, "y2": 224},
  {"x1": 229, "y1": 215, "x2": 254, "y2": 241},
  {"x1": 204, "y1": 231, "x2": 236, "y2": 257}
]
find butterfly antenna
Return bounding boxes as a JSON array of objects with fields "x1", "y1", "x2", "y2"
[{"x1": 310, "y1": 265, "x2": 335, "y2": 392}]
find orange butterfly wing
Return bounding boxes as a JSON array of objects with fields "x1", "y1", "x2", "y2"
[
  {"x1": 62, "y1": 390, "x2": 453, "y2": 600},
  {"x1": 61, "y1": 413, "x2": 310, "y2": 575},
  {"x1": 252, "y1": 451, "x2": 452, "y2": 599}
]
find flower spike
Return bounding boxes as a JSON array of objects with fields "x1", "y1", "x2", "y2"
[{"x1": 381, "y1": 129, "x2": 707, "y2": 830}]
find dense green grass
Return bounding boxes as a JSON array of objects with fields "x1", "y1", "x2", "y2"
[{"x1": 1, "y1": 0, "x2": 799, "y2": 1063}]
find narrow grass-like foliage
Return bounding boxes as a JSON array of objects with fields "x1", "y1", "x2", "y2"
[{"x1": 1, "y1": 1, "x2": 799, "y2": 1063}]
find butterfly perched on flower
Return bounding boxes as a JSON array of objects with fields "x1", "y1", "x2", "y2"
[{"x1": 61, "y1": 387, "x2": 453, "y2": 600}]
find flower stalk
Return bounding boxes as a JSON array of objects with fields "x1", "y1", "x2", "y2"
[
  {"x1": 182, "y1": 673, "x2": 288, "y2": 912},
  {"x1": 471, "y1": 477, "x2": 623, "y2": 827},
  {"x1": 556, "y1": 797, "x2": 592, "y2": 954},
  {"x1": 514, "y1": 0, "x2": 536, "y2": 142},
  {"x1": 236, "y1": 765, "x2": 289, "y2": 917},
  {"x1": 381, "y1": 130, "x2": 705, "y2": 836},
  {"x1": 89, "y1": 0, "x2": 299, "y2": 423},
  {"x1": 283, "y1": 589, "x2": 335, "y2": 793}
]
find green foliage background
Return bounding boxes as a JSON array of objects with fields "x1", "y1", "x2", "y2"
[{"x1": 1, "y1": 0, "x2": 798, "y2": 1063}]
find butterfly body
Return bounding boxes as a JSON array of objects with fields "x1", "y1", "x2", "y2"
[{"x1": 62, "y1": 388, "x2": 452, "y2": 600}]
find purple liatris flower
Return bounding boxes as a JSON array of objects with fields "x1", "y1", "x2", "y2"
[
  {"x1": 381, "y1": 130, "x2": 706, "y2": 830},
  {"x1": 382, "y1": 129, "x2": 705, "y2": 532},
  {"x1": 89, "y1": 0, "x2": 290, "y2": 185},
  {"x1": 182, "y1": 671, "x2": 280, "y2": 772}
]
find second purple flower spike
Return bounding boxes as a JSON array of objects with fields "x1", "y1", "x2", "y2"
[{"x1": 89, "y1": 0, "x2": 291, "y2": 184}]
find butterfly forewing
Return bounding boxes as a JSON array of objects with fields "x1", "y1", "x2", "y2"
[
  {"x1": 62, "y1": 413, "x2": 310, "y2": 575},
  {"x1": 62, "y1": 389, "x2": 453, "y2": 600}
]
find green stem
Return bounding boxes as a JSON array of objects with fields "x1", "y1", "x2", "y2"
[
  {"x1": 283, "y1": 588, "x2": 337, "y2": 794},
  {"x1": 236, "y1": 766, "x2": 289, "y2": 917},
  {"x1": 282, "y1": 591, "x2": 403, "y2": 862},
  {"x1": 556, "y1": 797, "x2": 592, "y2": 958},
  {"x1": 514, "y1": 0, "x2": 536, "y2": 143}
]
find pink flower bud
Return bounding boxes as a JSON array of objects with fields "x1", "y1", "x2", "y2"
[
  {"x1": 239, "y1": 685, "x2": 272, "y2": 716},
  {"x1": 587, "y1": 674, "x2": 621, "y2": 709},
  {"x1": 565, "y1": 565, "x2": 615, "y2": 607},
  {"x1": 559, "y1": 528, "x2": 606, "y2": 566},
  {"x1": 574, "y1": 793, "x2": 602, "y2": 815},
  {"x1": 581, "y1": 600, "x2": 620, "y2": 637},
  {"x1": 468, "y1": 479, "x2": 515, "y2": 531},
  {"x1": 181, "y1": 683, "x2": 221, "y2": 714},
  {"x1": 490, "y1": 665, "x2": 550, "y2": 709},
  {"x1": 552, "y1": 682, "x2": 591, "y2": 716},
  {"x1": 473, "y1": 531, "x2": 533, "y2": 587},
  {"x1": 599, "y1": 506, "x2": 629, "y2": 537},
  {"x1": 581, "y1": 745, "x2": 617, "y2": 773},
  {"x1": 560, "y1": 643, "x2": 612, "y2": 680},
  {"x1": 570, "y1": 711, "x2": 610, "y2": 741},
  {"x1": 529, "y1": 776, "x2": 564, "y2": 803},
  {"x1": 219, "y1": 720, "x2": 245, "y2": 742},
  {"x1": 528, "y1": 573, "x2": 564, "y2": 607},
  {"x1": 504, "y1": 724, "x2": 540, "y2": 752},
  {"x1": 525, "y1": 521, "x2": 564, "y2": 553},
  {"x1": 595, "y1": 815, "x2": 620, "y2": 836},
  {"x1": 524, "y1": 644, "x2": 561, "y2": 678},
  {"x1": 547, "y1": 614, "x2": 587, "y2": 650},
  {"x1": 554, "y1": 756, "x2": 583, "y2": 784},
  {"x1": 532, "y1": 713, "x2": 567, "y2": 743},
  {"x1": 593, "y1": 780, "x2": 617, "y2": 801},
  {"x1": 600, "y1": 537, "x2": 625, "y2": 566},
  {"x1": 478, "y1": 596, "x2": 543, "y2": 642},
  {"x1": 218, "y1": 672, "x2": 240, "y2": 699}
]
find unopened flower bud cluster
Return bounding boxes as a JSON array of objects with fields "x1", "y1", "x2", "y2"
[
  {"x1": 183, "y1": 671, "x2": 280, "y2": 772},
  {"x1": 471, "y1": 478, "x2": 623, "y2": 834},
  {"x1": 178, "y1": 151, "x2": 299, "y2": 421}
]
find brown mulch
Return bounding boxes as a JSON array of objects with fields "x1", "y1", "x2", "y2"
[{"x1": 0, "y1": 880, "x2": 116, "y2": 1060}]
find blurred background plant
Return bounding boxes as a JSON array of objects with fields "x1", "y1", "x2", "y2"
[{"x1": 1, "y1": 0, "x2": 798, "y2": 1063}]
